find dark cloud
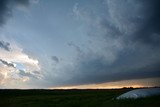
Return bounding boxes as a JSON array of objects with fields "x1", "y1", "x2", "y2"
[
  {"x1": 51, "y1": 56, "x2": 59, "y2": 63},
  {"x1": 0, "y1": 0, "x2": 30, "y2": 26},
  {"x1": 0, "y1": 40, "x2": 11, "y2": 51},
  {"x1": 0, "y1": 59, "x2": 15, "y2": 68},
  {"x1": 0, "y1": 0, "x2": 159, "y2": 87},
  {"x1": 65, "y1": 51, "x2": 160, "y2": 85},
  {"x1": 0, "y1": 0, "x2": 11, "y2": 26},
  {"x1": 133, "y1": 0, "x2": 160, "y2": 46},
  {"x1": 14, "y1": 0, "x2": 30, "y2": 6},
  {"x1": 32, "y1": 70, "x2": 41, "y2": 74},
  {"x1": 67, "y1": 42, "x2": 84, "y2": 59},
  {"x1": 54, "y1": 0, "x2": 160, "y2": 86},
  {"x1": 68, "y1": 42, "x2": 82, "y2": 54}
]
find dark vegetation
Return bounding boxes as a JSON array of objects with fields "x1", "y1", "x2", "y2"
[{"x1": 0, "y1": 88, "x2": 159, "y2": 107}]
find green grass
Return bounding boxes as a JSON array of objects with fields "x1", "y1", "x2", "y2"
[{"x1": 0, "y1": 89, "x2": 159, "y2": 107}]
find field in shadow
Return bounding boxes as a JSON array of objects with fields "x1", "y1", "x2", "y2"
[{"x1": 0, "y1": 88, "x2": 159, "y2": 107}]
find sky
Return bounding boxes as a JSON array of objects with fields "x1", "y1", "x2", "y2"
[{"x1": 0, "y1": 0, "x2": 160, "y2": 89}]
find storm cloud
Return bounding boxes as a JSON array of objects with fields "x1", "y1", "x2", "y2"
[
  {"x1": 134, "y1": 0, "x2": 160, "y2": 46},
  {"x1": 51, "y1": 56, "x2": 59, "y2": 63},
  {"x1": 0, "y1": 40, "x2": 11, "y2": 51},
  {"x1": 0, "y1": 0, "x2": 30, "y2": 26},
  {"x1": 19, "y1": 70, "x2": 40, "y2": 79},
  {"x1": 0, "y1": 59, "x2": 15, "y2": 68},
  {"x1": 0, "y1": 0, "x2": 160, "y2": 88},
  {"x1": 50, "y1": 0, "x2": 160, "y2": 86}
]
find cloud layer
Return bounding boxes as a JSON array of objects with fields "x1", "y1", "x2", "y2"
[
  {"x1": 0, "y1": 40, "x2": 42, "y2": 88},
  {"x1": 0, "y1": 40, "x2": 11, "y2": 51},
  {"x1": 0, "y1": 0, "x2": 30, "y2": 26},
  {"x1": 0, "y1": 0, "x2": 160, "y2": 88},
  {"x1": 46, "y1": 0, "x2": 160, "y2": 87}
]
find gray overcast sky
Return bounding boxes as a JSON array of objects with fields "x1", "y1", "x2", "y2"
[{"x1": 0, "y1": 0, "x2": 160, "y2": 88}]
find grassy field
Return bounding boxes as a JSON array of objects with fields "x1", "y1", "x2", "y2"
[{"x1": 0, "y1": 89, "x2": 159, "y2": 107}]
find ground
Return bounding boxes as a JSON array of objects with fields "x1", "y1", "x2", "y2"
[{"x1": 0, "y1": 89, "x2": 159, "y2": 107}]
